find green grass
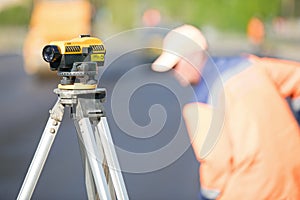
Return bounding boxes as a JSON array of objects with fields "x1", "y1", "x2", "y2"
[
  {"x1": 105, "y1": 0, "x2": 282, "y2": 32},
  {"x1": 0, "y1": 0, "x2": 282, "y2": 32},
  {"x1": 152, "y1": 0, "x2": 281, "y2": 32},
  {"x1": 0, "y1": 4, "x2": 31, "y2": 26}
]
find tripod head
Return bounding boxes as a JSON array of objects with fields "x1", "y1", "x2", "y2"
[{"x1": 42, "y1": 35, "x2": 106, "y2": 89}]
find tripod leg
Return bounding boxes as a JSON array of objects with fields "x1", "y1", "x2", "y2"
[
  {"x1": 84, "y1": 147, "x2": 116, "y2": 200},
  {"x1": 96, "y1": 117, "x2": 129, "y2": 200},
  {"x1": 77, "y1": 135, "x2": 98, "y2": 200},
  {"x1": 17, "y1": 100, "x2": 64, "y2": 200},
  {"x1": 76, "y1": 118, "x2": 112, "y2": 200},
  {"x1": 78, "y1": 125, "x2": 115, "y2": 200},
  {"x1": 103, "y1": 158, "x2": 117, "y2": 200},
  {"x1": 95, "y1": 126, "x2": 117, "y2": 200},
  {"x1": 94, "y1": 128, "x2": 117, "y2": 200}
]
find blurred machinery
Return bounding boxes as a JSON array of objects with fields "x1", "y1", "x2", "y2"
[{"x1": 23, "y1": 0, "x2": 93, "y2": 76}]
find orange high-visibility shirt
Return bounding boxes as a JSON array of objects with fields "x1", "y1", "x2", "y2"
[{"x1": 183, "y1": 56, "x2": 300, "y2": 199}]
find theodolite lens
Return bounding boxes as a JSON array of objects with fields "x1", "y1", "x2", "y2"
[{"x1": 42, "y1": 45, "x2": 61, "y2": 63}]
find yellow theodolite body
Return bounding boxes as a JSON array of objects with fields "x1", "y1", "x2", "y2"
[
  {"x1": 42, "y1": 35, "x2": 106, "y2": 90},
  {"x1": 49, "y1": 35, "x2": 105, "y2": 56},
  {"x1": 43, "y1": 35, "x2": 106, "y2": 70}
]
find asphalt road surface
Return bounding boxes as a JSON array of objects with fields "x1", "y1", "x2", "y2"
[{"x1": 0, "y1": 51, "x2": 200, "y2": 200}]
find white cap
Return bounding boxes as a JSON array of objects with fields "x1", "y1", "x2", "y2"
[{"x1": 152, "y1": 24, "x2": 208, "y2": 72}]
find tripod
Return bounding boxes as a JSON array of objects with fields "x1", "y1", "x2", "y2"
[{"x1": 17, "y1": 87, "x2": 129, "y2": 200}]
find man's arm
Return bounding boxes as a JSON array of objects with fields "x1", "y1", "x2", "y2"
[{"x1": 252, "y1": 56, "x2": 300, "y2": 98}]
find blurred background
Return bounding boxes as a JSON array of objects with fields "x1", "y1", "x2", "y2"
[
  {"x1": 1, "y1": 0, "x2": 300, "y2": 58},
  {"x1": 0, "y1": 0, "x2": 300, "y2": 199}
]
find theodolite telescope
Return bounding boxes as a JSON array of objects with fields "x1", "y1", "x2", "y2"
[{"x1": 42, "y1": 35, "x2": 106, "y2": 88}]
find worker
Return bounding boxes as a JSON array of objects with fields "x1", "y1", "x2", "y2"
[
  {"x1": 247, "y1": 17, "x2": 265, "y2": 45},
  {"x1": 151, "y1": 24, "x2": 300, "y2": 199}
]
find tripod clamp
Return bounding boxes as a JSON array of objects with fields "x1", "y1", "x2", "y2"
[{"x1": 54, "y1": 88, "x2": 106, "y2": 118}]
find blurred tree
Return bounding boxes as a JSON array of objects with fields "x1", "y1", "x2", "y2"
[
  {"x1": 281, "y1": 0, "x2": 300, "y2": 17},
  {"x1": 104, "y1": 0, "x2": 138, "y2": 29},
  {"x1": 155, "y1": 0, "x2": 281, "y2": 31},
  {"x1": 281, "y1": 0, "x2": 295, "y2": 17},
  {"x1": 86, "y1": 0, "x2": 284, "y2": 32},
  {"x1": 0, "y1": 2, "x2": 31, "y2": 26}
]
